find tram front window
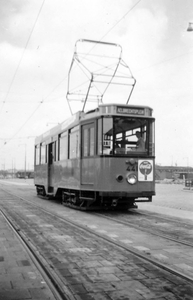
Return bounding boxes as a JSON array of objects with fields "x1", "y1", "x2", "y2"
[{"x1": 101, "y1": 116, "x2": 154, "y2": 156}]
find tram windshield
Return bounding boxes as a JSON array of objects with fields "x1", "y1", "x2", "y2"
[{"x1": 98, "y1": 116, "x2": 155, "y2": 156}]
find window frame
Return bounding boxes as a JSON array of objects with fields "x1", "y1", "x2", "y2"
[
  {"x1": 40, "y1": 142, "x2": 46, "y2": 164},
  {"x1": 59, "y1": 131, "x2": 68, "y2": 161},
  {"x1": 69, "y1": 125, "x2": 80, "y2": 159},
  {"x1": 35, "y1": 145, "x2": 40, "y2": 165},
  {"x1": 82, "y1": 122, "x2": 95, "y2": 158},
  {"x1": 96, "y1": 116, "x2": 155, "y2": 157}
]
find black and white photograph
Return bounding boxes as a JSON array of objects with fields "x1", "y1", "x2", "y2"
[{"x1": 0, "y1": 1, "x2": 193, "y2": 299}]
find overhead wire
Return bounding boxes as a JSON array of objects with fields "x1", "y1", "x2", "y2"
[
  {"x1": 4, "y1": 0, "x2": 193, "y2": 144},
  {"x1": 91, "y1": 0, "x2": 142, "y2": 48},
  {"x1": 1, "y1": 0, "x2": 46, "y2": 146},
  {"x1": 0, "y1": 102, "x2": 43, "y2": 151},
  {"x1": 7, "y1": 102, "x2": 43, "y2": 140},
  {"x1": 0, "y1": 0, "x2": 46, "y2": 115},
  {"x1": 134, "y1": 48, "x2": 193, "y2": 72},
  {"x1": 2, "y1": 0, "x2": 142, "y2": 148},
  {"x1": 42, "y1": 0, "x2": 142, "y2": 103}
]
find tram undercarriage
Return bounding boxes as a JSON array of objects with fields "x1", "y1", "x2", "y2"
[
  {"x1": 60, "y1": 188, "x2": 138, "y2": 211},
  {"x1": 36, "y1": 185, "x2": 138, "y2": 211},
  {"x1": 62, "y1": 194, "x2": 137, "y2": 211}
]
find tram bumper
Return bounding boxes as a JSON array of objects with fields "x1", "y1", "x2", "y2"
[
  {"x1": 135, "y1": 196, "x2": 152, "y2": 202},
  {"x1": 99, "y1": 191, "x2": 154, "y2": 200}
]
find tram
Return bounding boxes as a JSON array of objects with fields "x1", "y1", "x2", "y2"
[
  {"x1": 34, "y1": 103, "x2": 155, "y2": 210},
  {"x1": 34, "y1": 39, "x2": 155, "y2": 210}
]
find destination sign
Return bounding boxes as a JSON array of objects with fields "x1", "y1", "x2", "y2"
[{"x1": 117, "y1": 107, "x2": 145, "y2": 115}]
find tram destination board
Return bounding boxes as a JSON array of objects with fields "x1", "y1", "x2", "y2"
[{"x1": 117, "y1": 106, "x2": 145, "y2": 115}]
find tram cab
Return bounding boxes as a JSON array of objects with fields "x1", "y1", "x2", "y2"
[
  {"x1": 34, "y1": 103, "x2": 155, "y2": 210},
  {"x1": 80, "y1": 103, "x2": 155, "y2": 208}
]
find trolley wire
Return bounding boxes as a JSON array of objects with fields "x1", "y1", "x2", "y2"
[
  {"x1": 0, "y1": 0, "x2": 46, "y2": 148},
  {"x1": 91, "y1": 0, "x2": 142, "y2": 48},
  {"x1": 0, "y1": 0, "x2": 46, "y2": 116},
  {"x1": 0, "y1": 102, "x2": 43, "y2": 150},
  {"x1": 135, "y1": 47, "x2": 193, "y2": 72},
  {"x1": 1, "y1": 0, "x2": 142, "y2": 148}
]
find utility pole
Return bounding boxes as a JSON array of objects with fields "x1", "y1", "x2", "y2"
[{"x1": 19, "y1": 144, "x2": 27, "y2": 178}]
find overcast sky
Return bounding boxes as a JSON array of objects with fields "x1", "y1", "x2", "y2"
[{"x1": 0, "y1": 0, "x2": 193, "y2": 170}]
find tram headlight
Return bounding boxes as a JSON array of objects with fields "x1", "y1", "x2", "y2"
[
  {"x1": 129, "y1": 158, "x2": 136, "y2": 165},
  {"x1": 126, "y1": 174, "x2": 137, "y2": 185}
]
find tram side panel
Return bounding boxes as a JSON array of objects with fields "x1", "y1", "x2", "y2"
[
  {"x1": 52, "y1": 159, "x2": 80, "y2": 190},
  {"x1": 34, "y1": 164, "x2": 48, "y2": 195},
  {"x1": 81, "y1": 157, "x2": 95, "y2": 185},
  {"x1": 35, "y1": 154, "x2": 155, "y2": 201}
]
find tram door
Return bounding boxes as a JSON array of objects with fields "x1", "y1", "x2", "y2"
[{"x1": 48, "y1": 142, "x2": 54, "y2": 192}]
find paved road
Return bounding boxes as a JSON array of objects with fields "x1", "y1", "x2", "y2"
[
  {"x1": 0, "y1": 179, "x2": 193, "y2": 220},
  {"x1": 1, "y1": 182, "x2": 193, "y2": 299},
  {"x1": 138, "y1": 183, "x2": 193, "y2": 220}
]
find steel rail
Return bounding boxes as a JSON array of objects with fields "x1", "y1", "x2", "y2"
[
  {"x1": 133, "y1": 209, "x2": 193, "y2": 224},
  {"x1": 1, "y1": 188, "x2": 193, "y2": 285},
  {"x1": 94, "y1": 212, "x2": 193, "y2": 248},
  {"x1": 0, "y1": 208, "x2": 74, "y2": 300}
]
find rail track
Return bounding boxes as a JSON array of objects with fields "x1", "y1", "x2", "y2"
[
  {"x1": 95, "y1": 210, "x2": 193, "y2": 248},
  {"x1": 0, "y1": 187, "x2": 193, "y2": 299},
  {"x1": 0, "y1": 208, "x2": 73, "y2": 300}
]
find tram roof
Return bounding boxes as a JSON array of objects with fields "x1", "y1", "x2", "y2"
[
  {"x1": 83, "y1": 103, "x2": 153, "y2": 118},
  {"x1": 35, "y1": 103, "x2": 153, "y2": 144}
]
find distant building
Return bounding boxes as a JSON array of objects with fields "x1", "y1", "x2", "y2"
[
  {"x1": 155, "y1": 165, "x2": 193, "y2": 181},
  {"x1": 16, "y1": 171, "x2": 34, "y2": 179}
]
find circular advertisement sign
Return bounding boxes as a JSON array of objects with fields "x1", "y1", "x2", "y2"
[{"x1": 139, "y1": 161, "x2": 152, "y2": 180}]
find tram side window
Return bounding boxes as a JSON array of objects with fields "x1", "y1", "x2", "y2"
[
  {"x1": 40, "y1": 142, "x2": 46, "y2": 164},
  {"x1": 59, "y1": 132, "x2": 68, "y2": 160},
  {"x1": 90, "y1": 127, "x2": 94, "y2": 156},
  {"x1": 82, "y1": 123, "x2": 95, "y2": 157},
  {"x1": 97, "y1": 117, "x2": 113, "y2": 155},
  {"x1": 69, "y1": 126, "x2": 80, "y2": 159},
  {"x1": 54, "y1": 140, "x2": 58, "y2": 161},
  {"x1": 35, "y1": 145, "x2": 40, "y2": 165},
  {"x1": 148, "y1": 120, "x2": 155, "y2": 156},
  {"x1": 97, "y1": 118, "x2": 102, "y2": 154},
  {"x1": 48, "y1": 143, "x2": 54, "y2": 164},
  {"x1": 45, "y1": 145, "x2": 48, "y2": 163}
]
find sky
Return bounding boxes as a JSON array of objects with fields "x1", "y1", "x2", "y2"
[{"x1": 0, "y1": 0, "x2": 193, "y2": 170}]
